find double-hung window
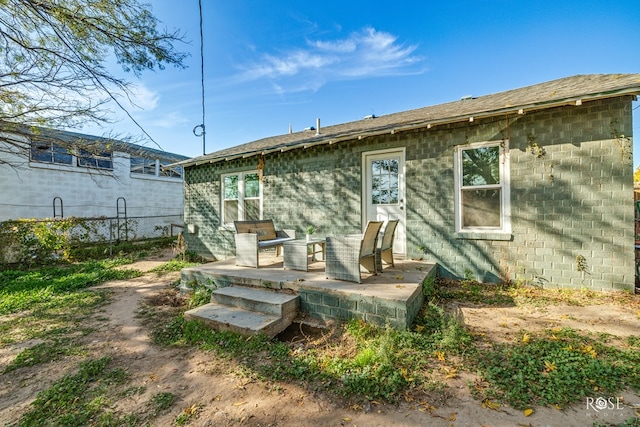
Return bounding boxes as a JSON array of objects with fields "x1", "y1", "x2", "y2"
[
  {"x1": 454, "y1": 140, "x2": 510, "y2": 234},
  {"x1": 222, "y1": 171, "x2": 261, "y2": 225}
]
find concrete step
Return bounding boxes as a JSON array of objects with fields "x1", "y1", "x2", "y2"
[
  {"x1": 184, "y1": 285, "x2": 300, "y2": 338},
  {"x1": 184, "y1": 302, "x2": 297, "y2": 338},
  {"x1": 211, "y1": 286, "x2": 298, "y2": 317}
]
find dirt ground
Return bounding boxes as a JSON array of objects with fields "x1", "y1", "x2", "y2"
[{"x1": 1, "y1": 252, "x2": 640, "y2": 427}]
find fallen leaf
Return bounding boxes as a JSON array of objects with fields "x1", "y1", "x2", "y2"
[
  {"x1": 449, "y1": 412, "x2": 457, "y2": 421},
  {"x1": 342, "y1": 417, "x2": 352, "y2": 422},
  {"x1": 524, "y1": 408, "x2": 534, "y2": 416},
  {"x1": 521, "y1": 333, "x2": 530, "y2": 344},
  {"x1": 580, "y1": 344, "x2": 597, "y2": 358},
  {"x1": 434, "y1": 351, "x2": 446, "y2": 362},
  {"x1": 233, "y1": 401, "x2": 247, "y2": 406},
  {"x1": 443, "y1": 367, "x2": 458, "y2": 379},
  {"x1": 482, "y1": 399, "x2": 500, "y2": 410}
]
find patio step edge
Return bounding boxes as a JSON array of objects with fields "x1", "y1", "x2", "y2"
[
  {"x1": 211, "y1": 286, "x2": 299, "y2": 316},
  {"x1": 184, "y1": 302, "x2": 297, "y2": 338}
]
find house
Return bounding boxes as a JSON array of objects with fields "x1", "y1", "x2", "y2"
[
  {"x1": 0, "y1": 125, "x2": 188, "y2": 228},
  {"x1": 179, "y1": 74, "x2": 640, "y2": 292}
]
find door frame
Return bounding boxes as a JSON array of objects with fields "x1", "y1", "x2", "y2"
[{"x1": 361, "y1": 147, "x2": 406, "y2": 256}]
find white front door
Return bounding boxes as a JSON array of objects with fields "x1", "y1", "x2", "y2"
[{"x1": 363, "y1": 148, "x2": 406, "y2": 256}]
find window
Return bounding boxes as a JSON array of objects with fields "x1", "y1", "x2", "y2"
[
  {"x1": 159, "y1": 162, "x2": 183, "y2": 178},
  {"x1": 30, "y1": 140, "x2": 73, "y2": 165},
  {"x1": 371, "y1": 159, "x2": 399, "y2": 204},
  {"x1": 130, "y1": 158, "x2": 183, "y2": 178},
  {"x1": 454, "y1": 141, "x2": 510, "y2": 233},
  {"x1": 77, "y1": 149, "x2": 113, "y2": 169},
  {"x1": 222, "y1": 171, "x2": 261, "y2": 225},
  {"x1": 131, "y1": 157, "x2": 157, "y2": 175}
]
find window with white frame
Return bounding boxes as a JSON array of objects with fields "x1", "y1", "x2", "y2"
[
  {"x1": 222, "y1": 171, "x2": 261, "y2": 225},
  {"x1": 454, "y1": 140, "x2": 510, "y2": 233}
]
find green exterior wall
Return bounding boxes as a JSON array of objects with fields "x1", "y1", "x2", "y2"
[{"x1": 184, "y1": 96, "x2": 635, "y2": 291}]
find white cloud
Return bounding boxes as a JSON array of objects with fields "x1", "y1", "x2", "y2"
[
  {"x1": 126, "y1": 84, "x2": 160, "y2": 110},
  {"x1": 233, "y1": 27, "x2": 424, "y2": 93},
  {"x1": 148, "y1": 111, "x2": 189, "y2": 128}
]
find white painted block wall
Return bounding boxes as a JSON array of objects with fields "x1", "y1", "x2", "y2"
[{"x1": 0, "y1": 148, "x2": 184, "y2": 221}]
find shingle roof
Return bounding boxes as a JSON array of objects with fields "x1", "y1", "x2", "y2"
[{"x1": 181, "y1": 74, "x2": 640, "y2": 167}]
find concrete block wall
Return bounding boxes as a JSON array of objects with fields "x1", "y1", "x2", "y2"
[
  {"x1": 184, "y1": 96, "x2": 635, "y2": 291},
  {"x1": 404, "y1": 97, "x2": 635, "y2": 291},
  {"x1": 184, "y1": 141, "x2": 377, "y2": 259},
  {"x1": 296, "y1": 284, "x2": 425, "y2": 330}
]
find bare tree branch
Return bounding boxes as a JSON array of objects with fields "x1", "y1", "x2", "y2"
[{"x1": 0, "y1": 0, "x2": 188, "y2": 171}]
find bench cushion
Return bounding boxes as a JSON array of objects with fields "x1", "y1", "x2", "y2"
[{"x1": 257, "y1": 236, "x2": 294, "y2": 248}]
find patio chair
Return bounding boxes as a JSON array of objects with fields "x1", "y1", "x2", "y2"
[
  {"x1": 325, "y1": 221, "x2": 384, "y2": 283},
  {"x1": 375, "y1": 219, "x2": 399, "y2": 272}
]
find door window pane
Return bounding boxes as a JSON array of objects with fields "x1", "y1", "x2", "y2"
[{"x1": 371, "y1": 159, "x2": 399, "y2": 204}]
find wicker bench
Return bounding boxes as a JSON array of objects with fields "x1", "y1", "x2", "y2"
[{"x1": 234, "y1": 220, "x2": 295, "y2": 268}]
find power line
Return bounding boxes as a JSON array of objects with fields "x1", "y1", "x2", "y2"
[{"x1": 194, "y1": 0, "x2": 206, "y2": 155}]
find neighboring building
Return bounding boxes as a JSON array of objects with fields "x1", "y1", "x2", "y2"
[
  {"x1": 0, "y1": 125, "x2": 188, "y2": 223},
  {"x1": 178, "y1": 74, "x2": 640, "y2": 291}
]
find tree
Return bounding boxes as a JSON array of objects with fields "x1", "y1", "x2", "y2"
[{"x1": 0, "y1": 0, "x2": 188, "y2": 168}]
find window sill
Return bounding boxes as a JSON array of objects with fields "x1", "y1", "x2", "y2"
[
  {"x1": 29, "y1": 161, "x2": 114, "y2": 174},
  {"x1": 454, "y1": 232, "x2": 513, "y2": 241},
  {"x1": 130, "y1": 174, "x2": 183, "y2": 182}
]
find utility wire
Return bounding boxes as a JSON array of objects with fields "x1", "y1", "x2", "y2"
[{"x1": 197, "y1": 0, "x2": 206, "y2": 155}]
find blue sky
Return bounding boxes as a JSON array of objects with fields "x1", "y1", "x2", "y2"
[{"x1": 85, "y1": 0, "x2": 640, "y2": 165}]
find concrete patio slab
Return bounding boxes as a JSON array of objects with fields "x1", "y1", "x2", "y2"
[{"x1": 180, "y1": 254, "x2": 437, "y2": 330}]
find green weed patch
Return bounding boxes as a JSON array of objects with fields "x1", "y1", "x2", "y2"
[
  {"x1": 0, "y1": 259, "x2": 140, "y2": 315},
  {"x1": 18, "y1": 357, "x2": 140, "y2": 427},
  {"x1": 475, "y1": 328, "x2": 639, "y2": 409}
]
